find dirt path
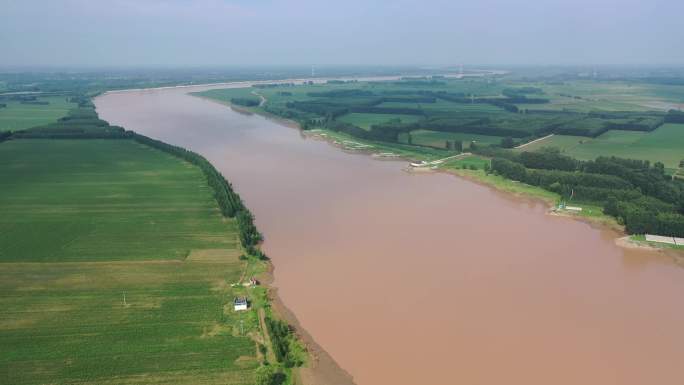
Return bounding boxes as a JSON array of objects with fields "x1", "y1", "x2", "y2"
[
  {"x1": 515, "y1": 134, "x2": 554, "y2": 149},
  {"x1": 251, "y1": 91, "x2": 267, "y2": 107},
  {"x1": 258, "y1": 308, "x2": 277, "y2": 363},
  {"x1": 411, "y1": 152, "x2": 472, "y2": 167}
]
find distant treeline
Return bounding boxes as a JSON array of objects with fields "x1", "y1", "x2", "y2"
[
  {"x1": 307, "y1": 89, "x2": 373, "y2": 98},
  {"x1": 231, "y1": 97, "x2": 260, "y2": 107},
  {"x1": 253, "y1": 83, "x2": 295, "y2": 89},
  {"x1": 11, "y1": 98, "x2": 126, "y2": 139},
  {"x1": 665, "y1": 109, "x2": 684, "y2": 123},
  {"x1": 502, "y1": 87, "x2": 544, "y2": 96},
  {"x1": 393, "y1": 80, "x2": 446, "y2": 86},
  {"x1": 487, "y1": 148, "x2": 684, "y2": 236}
]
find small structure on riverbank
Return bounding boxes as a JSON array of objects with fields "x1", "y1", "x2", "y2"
[
  {"x1": 234, "y1": 297, "x2": 248, "y2": 311},
  {"x1": 556, "y1": 202, "x2": 583, "y2": 212},
  {"x1": 645, "y1": 234, "x2": 684, "y2": 246},
  {"x1": 242, "y1": 277, "x2": 258, "y2": 287}
]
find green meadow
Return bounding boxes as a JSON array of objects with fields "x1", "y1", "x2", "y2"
[
  {"x1": 516, "y1": 134, "x2": 590, "y2": 152},
  {"x1": 0, "y1": 140, "x2": 238, "y2": 262},
  {"x1": 337, "y1": 112, "x2": 423, "y2": 129},
  {"x1": 520, "y1": 124, "x2": 684, "y2": 170},
  {"x1": 0, "y1": 96, "x2": 77, "y2": 131},
  {"x1": 0, "y1": 139, "x2": 260, "y2": 385},
  {"x1": 400, "y1": 129, "x2": 503, "y2": 149}
]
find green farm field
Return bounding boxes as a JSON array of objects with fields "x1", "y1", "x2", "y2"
[
  {"x1": 337, "y1": 112, "x2": 423, "y2": 129},
  {"x1": 401, "y1": 129, "x2": 503, "y2": 149},
  {"x1": 0, "y1": 139, "x2": 260, "y2": 385},
  {"x1": 516, "y1": 134, "x2": 589, "y2": 152},
  {"x1": 514, "y1": 81, "x2": 684, "y2": 113},
  {"x1": 0, "y1": 96, "x2": 77, "y2": 131},
  {"x1": 0, "y1": 140, "x2": 239, "y2": 262},
  {"x1": 520, "y1": 124, "x2": 684, "y2": 169}
]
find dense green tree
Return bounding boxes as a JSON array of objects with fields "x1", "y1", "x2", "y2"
[{"x1": 501, "y1": 137, "x2": 515, "y2": 148}]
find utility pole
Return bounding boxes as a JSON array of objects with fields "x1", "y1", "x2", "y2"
[{"x1": 123, "y1": 291, "x2": 127, "y2": 306}]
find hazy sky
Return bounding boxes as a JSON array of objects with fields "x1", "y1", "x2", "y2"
[{"x1": 1, "y1": 0, "x2": 682, "y2": 67}]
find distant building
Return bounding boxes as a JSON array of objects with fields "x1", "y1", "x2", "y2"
[{"x1": 234, "y1": 297, "x2": 248, "y2": 311}]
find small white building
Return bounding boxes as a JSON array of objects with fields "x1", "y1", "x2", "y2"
[{"x1": 234, "y1": 297, "x2": 248, "y2": 311}]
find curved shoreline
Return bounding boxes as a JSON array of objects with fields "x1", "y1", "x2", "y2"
[
  {"x1": 209, "y1": 97, "x2": 684, "y2": 261},
  {"x1": 97, "y1": 75, "x2": 681, "y2": 385}
]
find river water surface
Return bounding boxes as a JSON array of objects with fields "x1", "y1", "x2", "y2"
[{"x1": 96, "y1": 84, "x2": 684, "y2": 385}]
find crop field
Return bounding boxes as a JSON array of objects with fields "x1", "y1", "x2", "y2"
[
  {"x1": 0, "y1": 96, "x2": 76, "y2": 131},
  {"x1": 0, "y1": 140, "x2": 240, "y2": 262},
  {"x1": 338, "y1": 112, "x2": 423, "y2": 129},
  {"x1": 520, "y1": 124, "x2": 684, "y2": 169},
  {"x1": 400, "y1": 129, "x2": 503, "y2": 149},
  {"x1": 568, "y1": 124, "x2": 684, "y2": 169},
  {"x1": 515, "y1": 134, "x2": 589, "y2": 152},
  {"x1": 513, "y1": 81, "x2": 684, "y2": 113},
  {"x1": 0, "y1": 139, "x2": 258, "y2": 385},
  {"x1": 441, "y1": 154, "x2": 491, "y2": 170},
  {"x1": 377, "y1": 99, "x2": 505, "y2": 114}
]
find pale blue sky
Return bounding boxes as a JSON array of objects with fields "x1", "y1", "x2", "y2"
[{"x1": 1, "y1": 0, "x2": 682, "y2": 67}]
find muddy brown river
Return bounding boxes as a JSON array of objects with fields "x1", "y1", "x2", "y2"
[{"x1": 96, "y1": 84, "x2": 684, "y2": 385}]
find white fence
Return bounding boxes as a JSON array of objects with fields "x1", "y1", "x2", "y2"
[{"x1": 645, "y1": 234, "x2": 684, "y2": 246}]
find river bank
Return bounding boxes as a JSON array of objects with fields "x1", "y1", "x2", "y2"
[{"x1": 212, "y1": 97, "x2": 635, "y2": 245}]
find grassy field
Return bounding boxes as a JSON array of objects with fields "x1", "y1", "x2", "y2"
[
  {"x1": 337, "y1": 112, "x2": 423, "y2": 129},
  {"x1": 516, "y1": 134, "x2": 589, "y2": 152},
  {"x1": 378, "y1": 99, "x2": 505, "y2": 114},
  {"x1": 0, "y1": 139, "x2": 261, "y2": 385},
  {"x1": 0, "y1": 96, "x2": 77, "y2": 131},
  {"x1": 0, "y1": 140, "x2": 239, "y2": 262},
  {"x1": 519, "y1": 124, "x2": 684, "y2": 169},
  {"x1": 401, "y1": 129, "x2": 503, "y2": 149},
  {"x1": 514, "y1": 81, "x2": 684, "y2": 112}
]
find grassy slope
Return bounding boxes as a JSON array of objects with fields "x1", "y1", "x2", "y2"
[
  {"x1": 0, "y1": 140, "x2": 260, "y2": 385},
  {"x1": 0, "y1": 96, "x2": 77, "y2": 131}
]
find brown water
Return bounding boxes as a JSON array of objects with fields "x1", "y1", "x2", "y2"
[{"x1": 96, "y1": 85, "x2": 684, "y2": 385}]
